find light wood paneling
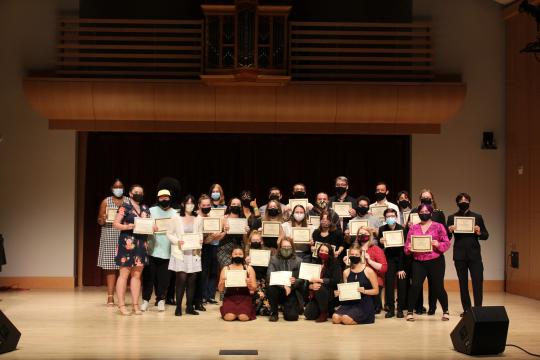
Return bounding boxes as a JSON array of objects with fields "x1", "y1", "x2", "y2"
[{"x1": 0, "y1": 277, "x2": 74, "y2": 289}]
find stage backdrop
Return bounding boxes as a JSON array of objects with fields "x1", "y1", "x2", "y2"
[{"x1": 83, "y1": 132, "x2": 410, "y2": 285}]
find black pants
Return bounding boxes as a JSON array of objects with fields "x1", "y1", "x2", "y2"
[
  {"x1": 407, "y1": 256, "x2": 448, "y2": 313},
  {"x1": 175, "y1": 272, "x2": 197, "y2": 310},
  {"x1": 373, "y1": 286, "x2": 383, "y2": 313},
  {"x1": 201, "y1": 244, "x2": 219, "y2": 301},
  {"x1": 304, "y1": 286, "x2": 334, "y2": 320},
  {"x1": 166, "y1": 271, "x2": 176, "y2": 301},
  {"x1": 142, "y1": 256, "x2": 171, "y2": 302},
  {"x1": 415, "y1": 269, "x2": 438, "y2": 312},
  {"x1": 385, "y1": 257, "x2": 408, "y2": 311},
  {"x1": 266, "y1": 285, "x2": 299, "y2": 321},
  {"x1": 454, "y1": 259, "x2": 484, "y2": 311}
]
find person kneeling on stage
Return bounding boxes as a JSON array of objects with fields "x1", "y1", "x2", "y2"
[{"x1": 218, "y1": 246, "x2": 257, "y2": 321}]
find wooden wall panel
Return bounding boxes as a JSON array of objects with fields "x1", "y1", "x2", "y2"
[
  {"x1": 92, "y1": 82, "x2": 155, "y2": 121},
  {"x1": 215, "y1": 87, "x2": 276, "y2": 123},
  {"x1": 336, "y1": 85, "x2": 397, "y2": 124},
  {"x1": 276, "y1": 85, "x2": 336, "y2": 123},
  {"x1": 154, "y1": 83, "x2": 215, "y2": 122}
]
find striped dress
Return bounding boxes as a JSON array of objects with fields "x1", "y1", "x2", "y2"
[{"x1": 97, "y1": 196, "x2": 128, "y2": 270}]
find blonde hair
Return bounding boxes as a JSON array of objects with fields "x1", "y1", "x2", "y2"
[
  {"x1": 263, "y1": 200, "x2": 284, "y2": 222},
  {"x1": 419, "y1": 188, "x2": 438, "y2": 209},
  {"x1": 245, "y1": 230, "x2": 263, "y2": 254},
  {"x1": 209, "y1": 183, "x2": 225, "y2": 205}
]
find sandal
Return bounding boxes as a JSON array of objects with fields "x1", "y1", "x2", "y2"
[
  {"x1": 132, "y1": 304, "x2": 143, "y2": 315},
  {"x1": 406, "y1": 312, "x2": 415, "y2": 322},
  {"x1": 442, "y1": 312, "x2": 450, "y2": 321},
  {"x1": 107, "y1": 295, "x2": 115, "y2": 307},
  {"x1": 118, "y1": 304, "x2": 131, "y2": 316}
]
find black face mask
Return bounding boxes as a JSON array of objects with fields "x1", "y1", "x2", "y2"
[
  {"x1": 250, "y1": 242, "x2": 262, "y2": 249},
  {"x1": 269, "y1": 194, "x2": 280, "y2": 201},
  {"x1": 229, "y1": 206, "x2": 241, "y2": 215},
  {"x1": 335, "y1": 187, "x2": 347, "y2": 196},
  {"x1": 421, "y1": 198, "x2": 432, "y2": 205},
  {"x1": 398, "y1": 200, "x2": 411, "y2": 209},
  {"x1": 356, "y1": 206, "x2": 369, "y2": 216},
  {"x1": 201, "y1": 207, "x2": 211, "y2": 215},
  {"x1": 374, "y1": 192, "x2": 386, "y2": 202},
  {"x1": 232, "y1": 256, "x2": 244, "y2": 264},
  {"x1": 458, "y1": 202, "x2": 470, "y2": 212},
  {"x1": 158, "y1": 200, "x2": 171, "y2": 209},
  {"x1": 419, "y1": 213, "x2": 432, "y2": 222},
  {"x1": 268, "y1": 208, "x2": 279, "y2": 217},
  {"x1": 293, "y1": 191, "x2": 306, "y2": 199},
  {"x1": 349, "y1": 256, "x2": 361, "y2": 265},
  {"x1": 241, "y1": 198, "x2": 251, "y2": 207},
  {"x1": 132, "y1": 194, "x2": 144, "y2": 203}
]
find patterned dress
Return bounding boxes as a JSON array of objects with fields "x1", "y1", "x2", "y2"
[
  {"x1": 97, "y1": 196, "x2": 128, "y2": 270},
  {"x1": 115, "y1": 201, "x2": 150, "y2": 267}
]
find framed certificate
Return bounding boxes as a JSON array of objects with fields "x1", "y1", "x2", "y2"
[
  {"x1": 409, "y1": 213, "x2": 421, "y2": 225},
  {"x1": 299, "y1": 263, "x2": 322, "y2": 281},
  {"x1": 338, "y1": 282, "x2": 361, "y2": 301},
  {"x1": 249, "y1": 249, "x2": 271, "y2": 267},
  {"x1": 349, "y1": 219, "x2": 369, "y2": 236},
  {"x1": 202, "y1": 217, "x2": 222, "y2": 234},
  {"x1": 402, "y1": 211, "x2": 411, "y2": 224},
  {"x1": 332, "y1": 202, "x2": 352, "y2": 218},
  {"x1": 370, "y1": 205, "x2": 388, "y2": 220},
  {"x1": 180, "y1": 233, "x2": 203, "y2": 251},
  {"x1": 262, "y1": 221, "x2": 281, "y2": 238},
  {"x1": 227, "y1": 218, "x2": 248, "y2": 235},
  {"x1": 133, "y1": 217, "x2": 154, "y2": 235},
  {"x1": 309, "y1": 215, "x2": 321, "y2": 228},
  {"x1": 292, "y1": 227, "x2": 311, "y2": 244},
  {"x1": 154, "y1": 218, "x2": 172, "y2": 233},
  {"x1": 269, "y1": 271, "x2": 292, "y2": 286},
  {"x1": 411, "y1": 235, "x2": 433, "y2": 252},
  {"x1": 382, "y1": 230, "x2": 404, "y2": 248},
  {"x1": 312, "y1": 241, "x2": 336, "y2": 258},
  {"x1": 289, "y1": 198, "x2": 309, "y2": 211},
  {"x1": 209, "y1": 208, "x2": 226, "y2": 219},
  {"x1": 106, "y1": 208, "x2": 117, "y2": 223},
  {"x1": 454, "y1": 216, "x2": 475, "y2": 234},
  {"x1": 225, "y1": 269, "x2": 247, "y2": 287}
]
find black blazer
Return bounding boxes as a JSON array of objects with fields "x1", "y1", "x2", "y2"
[{"x1": 447, "y1": 211, "x2": 489, "y2": 261}]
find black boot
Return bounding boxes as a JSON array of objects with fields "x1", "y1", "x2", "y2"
[
  {"x1": 269, "y1": 312, "x2": 279, "y2": 322},
  {"x1": 186, "y1": 307, "x2": 199, "y2": 315},
  {"x1": 385, "y1": 309, "x2": 395, "y2": 318},
  {"x1": 195, "y1": 303, "x2": 206, "y2": 311},
  {"x1": 174, "y1": 307, "x2": 182, "y2": 316}
]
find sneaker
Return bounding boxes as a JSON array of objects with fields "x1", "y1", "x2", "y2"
[
  {"x1": 141, "y1": 300, "x2": 149, "y2": 312},
  {"x1": 157, "y1": 300, "x2": 165, "y2": 312}
]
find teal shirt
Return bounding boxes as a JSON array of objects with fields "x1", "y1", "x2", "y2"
[{"x1": 149, "y1": 206, "x2": 177, "y2": 259}]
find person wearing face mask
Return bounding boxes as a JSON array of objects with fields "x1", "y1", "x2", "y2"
[
  {"x1": 239, "y1": 190, "x2": 260, "y2": 231},
  {"x1": 281, "y1": 205, "x2": 313, "y2": 262},
  {"x1": 254, "y1": 199, "x2": 285, "y2": 250},
  {"x1": 218, "y1": 246, "x2": 257, "y2": 321},
  {"x1": 329, "y1": 176, "x2": 357, "y2": 223},
  {"x1": 376, "y1": 208, "x2": 407, "y2": 318},
  {"x1": 345, "y1": 196, "x2": 381, "y2": 240},
  {"x1": 245, "y1": 231, "x2": 272, "y2": 316},
  {"x1": 283, "y1": 183, "x2": 314, "y2": 220},
  {"x1": 97, "y1": 179, "x2": 129, "y2": 306},
  {"x1": 447, "y1": 193, "x2": 489, "y2": 317},
  {"x1": 396, "y1": 190, "x2": 413, "y2": 226},
  {"x1": 141, "y1": 190, "x2": 177, "y2": 312},
  {"x1": 259, "y1": 187, "x2": 287, "y2": 217},
  {"x1": 209, "y1": 183, "x2": 226, "y2": 208},
  {"x1": 332, "y1": 245, "x2": 379, "y2": 325},
  {"x1": 113, "y1": 184, "x2": 152, "y2": 316},
  {"x1": 404, "y1": 204, "x2": 451, "y2": 322},
  {"x1": 218, "y1": 198, "x2": 249, "y2": 270},
  {"x1": 312, "y1": 211, "x2": 345, "y2": 265},
  {"x1": 370, "y1": 182, "x2": 401, "y2": 224},
  {"x1": 266, "y1": 238, "x2": 304, "y2": 322},
  {"x1": 304, "y1": 244, "x2": 342, "y2": 322},
  {"x1": 309, "y1": 192, "x2": 342, "y2": 231}
]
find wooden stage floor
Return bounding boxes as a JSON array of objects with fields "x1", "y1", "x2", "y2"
[{"x1": 0, "y1": 288, "x2": 538, "y2": 359}]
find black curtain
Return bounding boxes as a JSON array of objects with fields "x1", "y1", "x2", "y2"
[{"x1": 83, "y1": 132, "x2": 410, "y2": 285}]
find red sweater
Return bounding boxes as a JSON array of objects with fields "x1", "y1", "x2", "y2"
[{"x1": 367, "y1": 245, "x2": 388, "y2": 287}]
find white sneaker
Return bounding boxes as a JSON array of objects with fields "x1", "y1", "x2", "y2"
[
  {"x1": 157, "y1": 300, "x2": 165, "y2": 312},
  {"x1": 141, "y1": 300, "x2": 149, "y2": 312}
]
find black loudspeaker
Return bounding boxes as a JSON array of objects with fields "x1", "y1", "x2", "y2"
[
  {"x1": 451, "y1": 306, "x2": 509, "y2": 356},
  {"x1": 0, "y1": 310, "x2": 21, "y2": 354}
]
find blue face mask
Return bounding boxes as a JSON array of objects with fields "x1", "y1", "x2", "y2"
[
  {"x1": 211, "y1": 192, "x2": 221, "y2": 201},
  {"x1": 112, "y1": 188, "x2": 123, "y2": 198},
  {"x1": 386, "y1": 217, "x2": 397, "y2": 226}
]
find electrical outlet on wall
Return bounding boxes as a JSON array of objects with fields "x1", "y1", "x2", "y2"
[{"x1": 511, "y1": 251, "x2": 519, "y2": 268}]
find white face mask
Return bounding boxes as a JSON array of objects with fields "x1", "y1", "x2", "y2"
[
  {"x1": 112, "y1": 188, "x2": 123, "y2": 198},
  {"x1": 185, "y1": 203, "x2": 195, "y2": 213},
  {"x1": 293, "y1": 213, "x2": 305, "y2": 222}
]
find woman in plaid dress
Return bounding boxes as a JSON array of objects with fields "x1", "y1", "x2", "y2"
[{"x1": 96, "y1": 179, "x2": 129, "y2": 306}]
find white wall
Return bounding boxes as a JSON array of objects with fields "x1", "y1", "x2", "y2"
[
  {"x1": 412, "y1": 0, "x2": 506, "y2": 280},
  {"x1": 0, "y1": 0, "x2": 78, "y2": 277}
]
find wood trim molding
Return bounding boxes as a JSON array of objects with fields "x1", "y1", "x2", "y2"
[
  {"x1": 0, "y1": 277, "x2": 75, "y2": 289},
  {"x1": 75, "y1": 132, "x2": 87, "y2": 288},
  {"x1": 440, "y1": 280, "x2": 504, "y2": 292}
]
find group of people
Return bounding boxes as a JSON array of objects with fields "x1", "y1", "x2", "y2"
[{"x1": 96, "y1": 176, "x2": 489, "y2": 324}]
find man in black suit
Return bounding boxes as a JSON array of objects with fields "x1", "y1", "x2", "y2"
[{"x1": 447, "y1": 193, "x2": 489, "y2": 316}]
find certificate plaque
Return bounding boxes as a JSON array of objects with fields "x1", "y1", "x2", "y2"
[
  {"x1": 312, "y1": 241, "x2": 336, "y2": 258},
  {"x1": 309, "y1": 215, "x2": 321, "y2": 228},
  {"x1": 409, "y1": 213, "x2": 421, "y2": 225},
  {"x1": 411, "y1": 235, "x2": 433, "y2": 253},
  {"x1": 262, "y1": 221, "x2": 281, "y2": 238},
  {"x1": 133, "y1": 217, "x2": 154, "y2": 235},
  {"x1": 227, "y1": 218, "x2": 248, "y2": 235},
  {"x1": 249, "y1": 249, "x2": 271, "y2": 267},
  {"x1": 269, "y1": 271, "x2": 292, "y2": 286},
  {"x1": 402, "y1": 211, "x2": 411, "y2": 224},
  {"x1": 332, "y1": 202, "x2": 352, "y2": 218},
  {"x1": 292, "y1": 227, "x2": 311, "y2": 244},
  {"x1": 299, "y1": 263, "x2": 322, "y2": 281},
  {"x1": 209, "y1": 208, "x2": 226, "y2": 219},
  {"x1": 106, "y1": 208, "x2": 117, "y2": 223},
  {"x1": 180, "y1": 233, "x2": 203, "y2": 251},
  {"x1": 382, "y1": 230, "x2": 404, "y2": 248},
  {"x1": 202, "y1": 217, "x2": 222, "y2": 234},
  {"x1": 338, "y1": 282, "x2": 361, "y2": 301},
  {"x1": 454, "y1": 216, "x2": 475, "y2": 234},
  {"x1": 154, "y1": 218, "x2": 172, "y2": 233},
  {"x1": 289, "y1": 198, "x2": 308, "y2": 211},
  {"x1": 349, "y1": 219, "x2": 369, "y2": 237},
  {"x1": 225, "y1": 269, "x2": 247, "y2": 288},
  {"x1": 370, "y1": 205, "x2": 388, "y2": 220}
]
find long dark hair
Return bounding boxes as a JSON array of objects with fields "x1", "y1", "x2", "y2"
[
  {"x1": 225, "y1": 198, "x2": 246, "y2": 217},
  {"x1": 315, "y1": 242, "x2": 337, "y2": 268},
  {"x1": 180, "y1": 194, "x2": 198, "y2": 217},
  {"x1": 290, "y1": 204, "x2": 308, "y2": 227}
]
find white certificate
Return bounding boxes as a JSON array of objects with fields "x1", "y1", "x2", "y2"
[
  {"x1": 202, "y1": 217, "x2": 222, "y2": 234},
  {"x1": 225, "y1": 269, "x2": 247, "y2": 287},
  {"x1": 402, "y1": 211, "x2": 411, "y2": 224},
  {"x1": 289, "y1": 198, "x2": 308, "y2": 211},
  {"x1": 227, "y1": 218, "x2": 248, "y2": 235},
  {"x1": 332, "y1": 202, "x2": 352, "y2": 218},
  {"x1": 106, "y1": 208, "x2": 117, "y2": 223},
  {"x1": 292, "y1": 227, "x2": 311, "y2": 244},
  {"x1": 411, "y1": 235, "x2": 433, "y2": 252},
  {"x1": 249, "y1": 249, "x2": 271, "y2": 267},
  {"x1": 299, "y1": 263, "x2": 322, "y2": 281},
  {"x1": 338, "y1": 282, "x2": 361, "y2": 301},
  {"x1": 133, "y1": 217, "x2": 154, "y2": 235},
  {"x1": 209, "y1": 208, "x2": 226, "y2": 218},
  {"x1": 383, "y1": 230, "x2": 404, "y2": 248},
  {"x1": 349, "y1": 219, "x2": 369, "y2": 236},
  {"x1": 154, "y1": 218, "x2": 172, "y2": 233},
  {"x1": 262, "y1": 221, "x2": 281, "y2": 237},
  {"x1": 370, "y1": 205, "x2": 388, "y2": 220},
  {"x1": 269, "y1": 271, "x2": 292, "y2": 286},
  {"x1": 180, "y1": 233, "x2": 203, "y2": 251},
  {"x1": 409, "y1": 213, "x2": 421, "y2": 225},
  {"x1": 312, "y1": 241, "x2": 336, "y2": 258},
  {"x1": 454, "y1": 216, "x2": 475, "y2": 234},
  {"x1": 309, "y1": 215, "x2": 321, "y2": 228}
]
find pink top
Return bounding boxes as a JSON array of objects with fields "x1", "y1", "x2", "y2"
[{"x1": 404, "y1": 221, "x2": 450, "y2": 261}]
